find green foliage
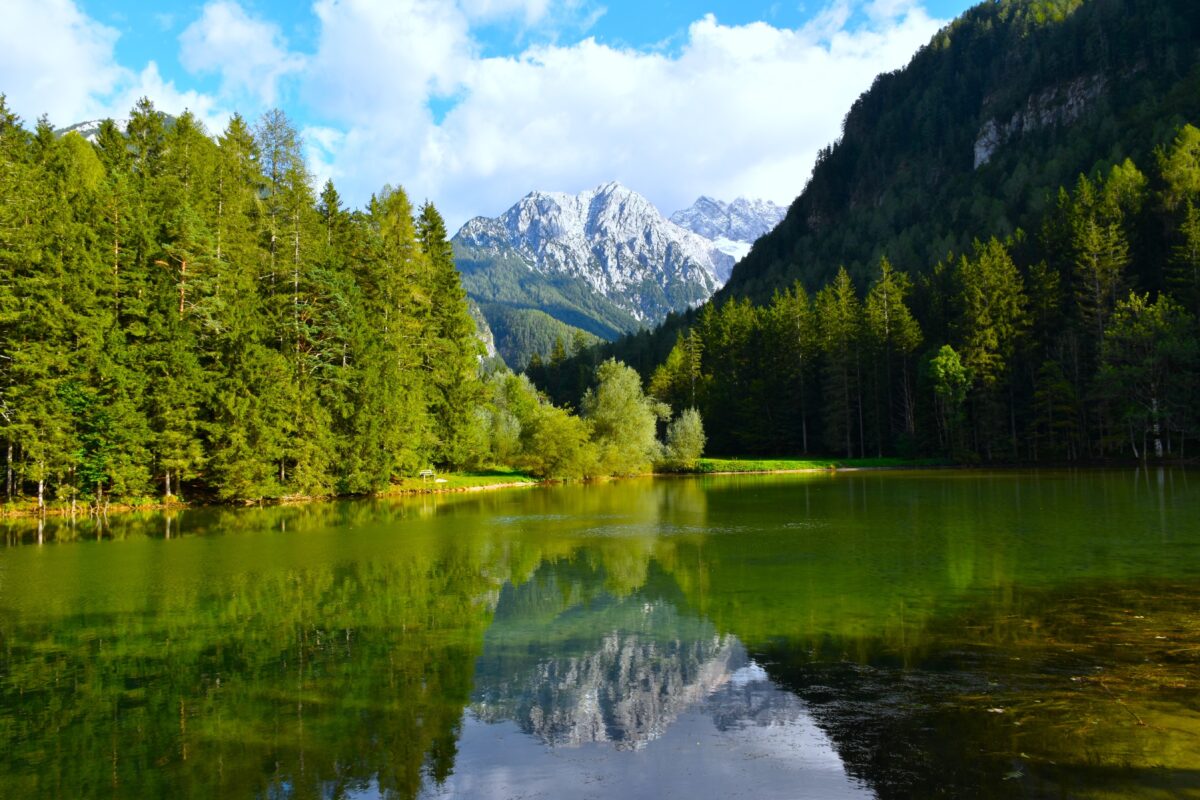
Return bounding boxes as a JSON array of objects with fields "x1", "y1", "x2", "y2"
[
  {"x1": 1098, "y1": 292, "x2": 1198, "y2": 456},
  {"x1": 0, "y1": 101, "x2": 490, "y2": 504},
  {"x1": 927, "y1": 345, "x2": 972, "y2": 455},
  {"x1": 582, "y1": 359, "x2": 668, "y2": 476},
  {"x1": 956, "y1": 238, "x2": 1028, "y2": 389},
  {"x1": 522, "y1": 402, "x2": 597, "y2": 479},
  {"x1": 663, "y1": 408, "x2": 706, "y2": 469},
  {"x1": 817, "y1": 268, "x2": 865, "y2": 458}
]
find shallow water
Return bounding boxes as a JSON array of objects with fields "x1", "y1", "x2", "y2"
[{"x1": 1, "y1": 469, "x2": 1198, "y2": 798}]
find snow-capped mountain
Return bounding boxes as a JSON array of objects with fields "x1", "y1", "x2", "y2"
[
  {"x1": 454, "y1": 182, "x2": 732, "y2": 325},
  {"x1": 453, "y1": 183, "x2": 787, "y2": 369},
  {"x1": 669, "y1": 197, "x2": 787, "y2": 262},
  {"x1": 55, "y1": 119, "x2": 130, "y2": 143}
]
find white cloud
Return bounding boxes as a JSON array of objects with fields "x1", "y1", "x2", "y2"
[
  {"x1": 308, "y1": 1, "x2": 946, "y2": 228},
  {"x1": 306, "y1": 0, "x2": 473, "y2": 126},
  {"x1": 0, "y1": 0, "x2": 947, "y2": 235},
  {"x1": 179, "y1": 0, "x2": 305, "y2": 107},
  {"x1": 0, "y1": 0, "x2": 126, "y2": 126},
  {"x1": 460, "y1": 0, "x2": 553, "y2": 25},
  {"x1": 0, "y1": 0, "x2": 230, "y2": 133},
  {"x1": 111, "y1": 62, "x2": 231, "y2": 136}
]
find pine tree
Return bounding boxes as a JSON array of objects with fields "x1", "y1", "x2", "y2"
[
  {"x1": 955, "y1": 238, "x2": 1028, "y2": 458},
  {"x1": 864, "y1": 257, "x2": 922, "y2": 452},
  {"x1": 416, "y1": 201, "x2": 483, "y2": 469},
  {"x1": 817, "y1": 268, "x2": 864, "y2": 458},
  {"x1": 765, "y1": 283, "x2": 817, "y2": 453}
]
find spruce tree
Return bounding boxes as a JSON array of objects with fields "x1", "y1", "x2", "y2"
[{"x1": 817, "y1": 268, "x2": 864, "y2": 458}]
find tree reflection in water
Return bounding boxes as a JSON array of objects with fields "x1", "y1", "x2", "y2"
[{"x1": 0, "y1": 470, "x2": 1198, "y2": 798}]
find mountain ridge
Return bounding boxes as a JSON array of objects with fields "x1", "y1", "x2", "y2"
[{"x1": 454, "y1": 182, "x2": 784, "y2": 368}]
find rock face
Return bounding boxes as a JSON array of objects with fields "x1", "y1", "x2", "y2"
[
  {"x1": 454, "y1": 184, "x2": 788, "y2": 367},
  {"x1": 466, "y1": 299, "x2": 497, "y2": 359},
  {"x1": 669, "y1": 196, "x2": 787, "y2": 269},
  {"x1": 455, "y1": 182, "x2": 731, "y2": 326},
  {"x1": 973, "y1": 74, "x2": 1107, "y2": 168}
]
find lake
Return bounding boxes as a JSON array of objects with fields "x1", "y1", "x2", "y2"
[{"x1": 1, "y1": 469, "x2": 1198, "y2": 798}]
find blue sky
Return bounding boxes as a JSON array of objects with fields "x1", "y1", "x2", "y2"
[{"x1": 3, "y1": 0, "x2": 976, "y2": 228}]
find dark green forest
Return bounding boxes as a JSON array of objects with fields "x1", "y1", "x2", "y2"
[
  {"x1": 532, "y1": 0, "x2": 1200, "y2": 462},
  {"x1": 476, "y1": 304, "x2": 598, "y2": 371}
]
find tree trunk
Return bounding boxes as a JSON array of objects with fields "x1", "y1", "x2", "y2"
[
  {"x1": 902, "y1": 359, "x2": 915, "y2": 434},
  {"x1": 1009, "y1": 382, "x2": 1018, "y2": 460},
  {"x1": 1152, "y1": 397, "x2": 1163, "y2": 458}
]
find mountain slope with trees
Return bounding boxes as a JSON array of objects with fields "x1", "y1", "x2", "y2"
[
  {"x1": 729, "y1": 0, "x2": 1200, "y2": 299},
  {"x1": 532, "y1": 0, "x2": 1200, "y2": 462}
]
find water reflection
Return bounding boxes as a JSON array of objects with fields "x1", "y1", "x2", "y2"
[
  {"x1": 0, "y1": 471, "x2": 1198, "y2": 798},
  {"x1": 453, "y1": 557, "x2": 867, "y2": 797},
  {"x1": 473, "y1": 562, "x2": 746, "y2": 751}
]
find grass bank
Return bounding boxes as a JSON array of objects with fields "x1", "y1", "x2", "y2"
[
  {"x1": 676, "y1": 456, "x2": 952, "y2": 474},
  {"x1": 381, "y1": 468, "x2": 539, "y2": 495},
  {"x1": 0, "y1": 469, "x2": 541, "y2": 518}
]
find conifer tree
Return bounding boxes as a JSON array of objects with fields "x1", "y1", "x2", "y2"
[
  {"x1": 416, "y1": 201, "x2": 483, "y2": 469},
  {"x1": 865, "y1": 257, "x2": 922, "y2": 451},
  {"x1": 817, "y1": 268, "x2": 864, "y2": 458},
  {"x1": 765, "y1": 284, "x2": 817, "y2": 453},
  {"x1": 956, "y1": 238, "x2": 1028, "y2": 457}
]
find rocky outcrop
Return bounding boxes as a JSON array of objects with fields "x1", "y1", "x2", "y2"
[{"x1": 974, "y1": 74, "x2": 1106, "y2": 168}]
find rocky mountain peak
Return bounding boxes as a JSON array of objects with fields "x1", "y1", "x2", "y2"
[
  {"x1": 669, "y1": 195, "x2": 787, "y2": 246},
  {"x1": 455, "y1": 183, "x2": 732, "y2": 325}
]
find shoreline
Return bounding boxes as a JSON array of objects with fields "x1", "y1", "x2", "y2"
[
  {"x1": 0, "y1": 478, "x2": 544, "y2": 520},
  {"x1": 2, "y1": 460, "x2": 1192, "y2": 521}
]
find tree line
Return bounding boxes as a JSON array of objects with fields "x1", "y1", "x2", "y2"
[
  {"x1": 534, "y1": 126, "x2": 1200, "y2": 462},
  {"x1": 0, "y1": 97, "x2": 698, "y2": 509}
]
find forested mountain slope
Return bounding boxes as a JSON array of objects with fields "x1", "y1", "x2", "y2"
[
  {"x1": 532, "y1": 0, "x2": 1200, "y2": 462},
  {"x1": 728, "y1": 0, "x2": 1200, "y2": 300}
]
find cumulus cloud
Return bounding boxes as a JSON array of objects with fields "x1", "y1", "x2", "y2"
[
  {"x1": 306, "y1": 0, "x2": 473, "y2": 126},
  {"x1": 111, "y1": 62, "x2": 231, "y2": 136},
  {"x1": 0, "y1": 0, "x2": 230, "y2": 132},
  {"x1": 0, "y1": 0, "x2": 126, "y2": 126},
  {"x1": 0, "y1": 0, "x2": 948, "y2": 233},
  {"x1": 309, "y1": 1, "x2": 946, "y2": 228},
  {"x1": 179, "y1": 0, "x2": 305, "y2": 107}
]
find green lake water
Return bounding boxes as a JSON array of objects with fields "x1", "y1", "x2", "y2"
[{"x1": 1, "y1": 469, "x2": 1198, "y2": 798}]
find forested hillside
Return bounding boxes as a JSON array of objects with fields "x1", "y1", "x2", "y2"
[
  {"x1": 0, "y1": 99, "x2": 703, "y2": 508},
  {"x1": 0, "y1": 99, "x2": 488, "y2": 505},
  {"x1": 532, "y1": 0, "x2": 1200, "y2": 462},
  {"x1": 731, "y1": 0, "x2": 1200, "y2": 298}
]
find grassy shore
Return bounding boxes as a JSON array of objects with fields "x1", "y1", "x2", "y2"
[
  {"x1": 0, "y1": 469, "x2": 541, "y2": 518},
  {"x1": 381, "y1": 468, "x2": 539, "y2": 494},
  {"x1": 681, "y1": 456, "x2": 951, "y2": 474},
  {"x1": 1, "y1": 460, "x2": 957, "y2": 518}
]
